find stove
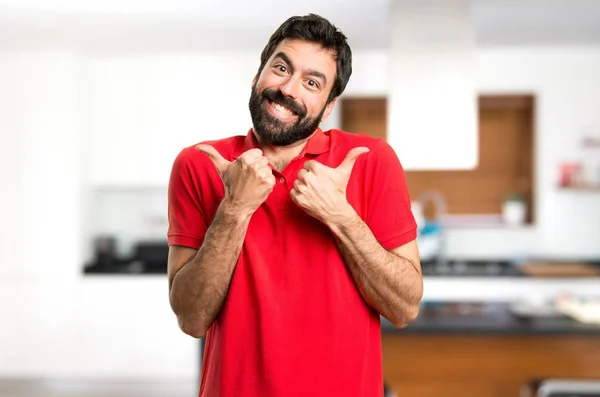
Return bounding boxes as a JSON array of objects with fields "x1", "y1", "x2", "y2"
[{"x1": 421, "y1": 259, "x2": 522, "y2": 277}]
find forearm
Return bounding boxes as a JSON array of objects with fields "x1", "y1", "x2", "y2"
[
  {"x1": 170, "y1": 199, "x2": 251, "y2": 337},
  {"x1": 328, "y1": 208, "x2": 423, "y2": 328}
]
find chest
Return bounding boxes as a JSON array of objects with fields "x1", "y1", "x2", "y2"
[{"x1": 201, "y1": 152, "x2": 369, "y2": 232}]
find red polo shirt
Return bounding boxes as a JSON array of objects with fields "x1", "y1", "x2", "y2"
[{"x1": 167, "y1": 128, "x2": 416, "y2": 397}]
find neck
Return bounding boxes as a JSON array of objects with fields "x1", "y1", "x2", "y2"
[{"x1": 252, "y1": 129, "x2": 316, "y2": 171}]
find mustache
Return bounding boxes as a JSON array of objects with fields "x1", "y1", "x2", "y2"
[{"x1": 261, "y1": 88, "x2": 307, "y2": 118}]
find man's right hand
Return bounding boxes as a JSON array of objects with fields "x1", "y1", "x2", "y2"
[{"x1": 195, "y1": 144, "x2": 276, "y2": 217}]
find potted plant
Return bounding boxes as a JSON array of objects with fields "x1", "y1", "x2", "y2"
[{"x1": 502, "y1": 192, "x2": 527, "y2": 226}]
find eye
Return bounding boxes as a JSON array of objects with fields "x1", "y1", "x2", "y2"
[
  {"x1": 275, "y1": 64, "x2": 288, "y2": 73},
  {"x1": 307, "y1": 79, "x2": 320, "y2": 89}
]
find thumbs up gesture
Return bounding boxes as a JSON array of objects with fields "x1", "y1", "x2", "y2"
[
  {"x1": 291, "y1": 147, "x2": 370, "y2": 225},
  {"x1": 196, "y1": 144, "x2": 276, "y2": 218}
]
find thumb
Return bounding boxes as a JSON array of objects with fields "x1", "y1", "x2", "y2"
[
  {"x1": 195, "y1": 144, "x2": 231, "y2": 173},
  {"x1": 337, "y1": 146, "x2": 370, "y2": 174}
]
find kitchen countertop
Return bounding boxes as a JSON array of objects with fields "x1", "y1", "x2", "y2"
[
  {"x1": 84, "y1": 263, "x2": 166, "y2": 274},
  {"x1": 381, "y1": 301, "x2": 600, "y2": 335},
  {"x1": 420, "y1": 259, "x2": 522, "y2": 277},
  {"x1": 420, "y1": 259, "x2": 600, "y2": 277},
  {"x1": 85, "y1": 258, "x2": 600, "y2": 277}
]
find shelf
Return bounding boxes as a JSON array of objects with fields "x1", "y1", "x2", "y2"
[
  {"x1": 558, "y1": 183, "x2": 600, "y2": 191},
  {"x1": 582, "y1": 137, "x2": 600, "y2": 148}
]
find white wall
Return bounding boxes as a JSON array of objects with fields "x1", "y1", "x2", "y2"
[
  {"x1": 1, "y1": 45, "x2": 600, "y2": 380},
  {"x1": 83, "y1": 51, "x2": 257, "y2": 186}
]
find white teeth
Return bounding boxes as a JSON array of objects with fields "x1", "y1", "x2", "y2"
[{"x1": 271, "y1": 101, "x2": 294, "y2": 116}]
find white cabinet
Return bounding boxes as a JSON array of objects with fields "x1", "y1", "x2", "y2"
[
  {"x1": 85, "y1": 53, "x2": 255, "y2": 186},
  {"x1": 74, "y1": 277, "x2": 198, "y2": 378},
  {"x1": 0, "y1": 278, "x2": 199, "y2": 378},
  {"x1": 0, "y1": 50, "x2": 83, "y2": 279},
  {"x1": 387, "y1": 1, "x2": 478, "y2": 170}
]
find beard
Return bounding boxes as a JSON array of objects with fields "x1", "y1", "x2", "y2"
[{"x1": 248, "y1": 85, "x2": 326, "y2": 147}]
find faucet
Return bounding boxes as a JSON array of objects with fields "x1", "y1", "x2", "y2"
[{"x1": 414, "y1": 189, "x2": 448, "y2": 267}]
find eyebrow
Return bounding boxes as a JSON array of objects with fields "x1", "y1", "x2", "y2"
[{"x1": 273, "y1": 51, "x2": 328, "y2": 86}]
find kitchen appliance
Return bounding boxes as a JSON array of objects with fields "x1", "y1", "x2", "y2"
[
  {"x1": 132, "y1": 241, "x2": 169, "y2": 273},
  {"x1": 92, "y1": 235, "x2": 118, "y2": 267},
  {"x1": 535, "y1": 379, "x2": 600, "y2": 397}
]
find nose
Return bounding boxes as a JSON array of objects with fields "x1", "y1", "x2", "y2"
[{"x1": 279, "y1": 75, "x2": 301, "y2": 99}]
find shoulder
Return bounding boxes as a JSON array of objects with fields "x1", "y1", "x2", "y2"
[
  {"x1": 325, "y1": 129, "x2": 400, "y2": 163},
  {"x1": 173, "y1": 135, "x2": 244, "y2": 167}
]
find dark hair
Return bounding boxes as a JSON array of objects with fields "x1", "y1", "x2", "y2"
[{"x1": 257, "y1": 14, "x2": 352, "y2": 103}]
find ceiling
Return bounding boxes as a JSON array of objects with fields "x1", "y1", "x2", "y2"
[{"x1": 1, "y1": 0, "x2": 600, "y2": 51}]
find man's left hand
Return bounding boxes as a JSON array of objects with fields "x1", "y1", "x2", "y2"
[{"x1": 291, "y1": 147, "x2": 369, "y2": 226}]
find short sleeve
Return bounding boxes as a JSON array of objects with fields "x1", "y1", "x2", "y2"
[
  {"x1": 167, "y1": 149, "x2": 208, "y2": 249},
  {"x1": 364, "y1": 140, "x2": 417, "y2": 250}
]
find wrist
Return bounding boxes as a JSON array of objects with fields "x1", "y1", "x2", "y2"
[
  {"x1": 327, "y1": 204, "x2": 361, "y2": 235},
  {"x1": 219, "y1": 197, "x2": 253, "y2": 223}
]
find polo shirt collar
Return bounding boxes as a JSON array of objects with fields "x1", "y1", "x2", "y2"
[{"x1": 234, "y1": 128, "x2": 330, "y2": 158}]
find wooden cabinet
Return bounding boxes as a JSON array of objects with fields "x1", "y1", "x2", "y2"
[
  {"x1": 382, "y1": 333, "x2": 600, "y2": 397},
  {"x1": 341, "y1": 95, "x2": 535, "y2": 222}
]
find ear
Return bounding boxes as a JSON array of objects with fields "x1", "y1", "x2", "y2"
[
  {"x1": 251, "y1": 75, "x2": 258, "y2": 89},
  {"x1": 320, "y1": 98, "x2": 337, "y2": 123}
]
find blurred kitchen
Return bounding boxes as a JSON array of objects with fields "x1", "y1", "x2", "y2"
[{"x1": 1, "y1": 0, "x2": 600, "y2": 396}]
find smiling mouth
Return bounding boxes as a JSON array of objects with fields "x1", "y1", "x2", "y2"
[{"x1": 267, "y1": 99, "x2": 298, "y2": 118}]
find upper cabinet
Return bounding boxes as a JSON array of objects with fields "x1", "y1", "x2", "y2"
[
  {"x1": 84, "y1": 53, "x2": 255, "y2": 186},
  {"x1": 387, "y1": 1, "x2": 479, "y2": 170}
]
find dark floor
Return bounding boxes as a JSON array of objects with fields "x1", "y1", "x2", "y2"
[{"x1": 0, "y1": 378, "x2": 197, "y2": 397}]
